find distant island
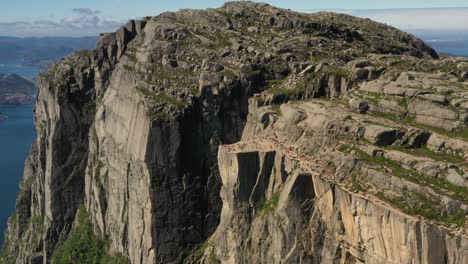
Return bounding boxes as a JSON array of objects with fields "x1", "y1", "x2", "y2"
[
  {"x1": 0, "y1": 36, "x2": 99, "y2": 104},
  {"x1": 0, "y1": 73, "x2": 35, "y2": 104}
]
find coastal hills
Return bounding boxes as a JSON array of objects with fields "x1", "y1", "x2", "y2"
[{"x1": 0, "y1": 74, "x2": 35, "y2": 104}]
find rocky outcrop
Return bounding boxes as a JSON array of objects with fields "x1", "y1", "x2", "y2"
[
  {"x1": 2, "y1": 1, "x2": 466, "y2": 264},
  {"x1": 198, "y1": 98, "x2": 468, "y2": 263}
]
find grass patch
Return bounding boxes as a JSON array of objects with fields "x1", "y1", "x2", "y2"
[
  {"x1": 417, "y1": 123, "x2": 468, "y2": 141},
  {"x1": 315, "y1": 96, "x2": 349, "y2": 106},
  {"x1": 376, "y1": 192, "x2": 465, "y2": 226},
  {"x1": 311, "y1": 55, "x2": 331, "y2": 62},
  {"x1": 0, "y1": 236, "x2": 11, "y2": 262},
  {"x1": 137, "y1": 87, "x2": 190, "y2": 109},
  {"x1": 149, "y1": 111, "x2": 174, "y2": 122},
  {"x1": 390, "y1": 60, "x2": 414, "y2": 71},
  {"x1": 350, "y1": 174, "x2": 366, "y2": 193},
  {"x1": 369, "y1": 110, "x2": 468, "y2": 141},
  {"x1": 256, "y1": 193, "x2": 280, "y2": 214},
  {"x1": 124, "y1": 53, "x2": 137, "y2": 63},
  {"x1": 271, "y1": 105, "x2": 282, "y2": 115},
  {"x1": 100, "y1": 254, "x2": 130, "y2": 264},
  {"x1": 268, "y1": 87, "x2": 304, "y2": 95},
  {"x1": 122, "y1": 65, "x2": 135, "y2": 72},
  {"x1": 51, "y1": 206, "x2": 129, "y2": 264},
  {"x1": 388, "y1": 145, "x2": 465, "y2": 164},
  {"x1": 82, "y1": 102, "x2": 97, "y2": 115},
  {"x1": 351, "y1": 146, "x2": 468, "y2": 202},
  {"x1": 340, "y1": 144, "x2": 465, "y2": 226},
  {"x1": 321, "y1": 66, "x2": 353, "y2": 79},
  {"x1": 265, "y1": 79, "x2": 284, "y2": 89}
]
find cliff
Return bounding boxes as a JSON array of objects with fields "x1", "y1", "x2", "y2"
[{"x1": 1, "y1": 1, "x2": 467, "y2": 264}]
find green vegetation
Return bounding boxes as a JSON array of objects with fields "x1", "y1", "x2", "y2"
[
  {"x1": 268, "y1": 86, "x2": 305, "y2": 95},
  {"x1": 310, "y1": 55, "x2": 331, "y2": 62},
  {"x1": 418, "y1": 124, "x2": 468, "y2": 141},
  {"x1": 271, "y1": 104, "x2": 282, "y2": 115},
  {"x1": 82, "y1": 101, "x2": 97, "y2": 115},
  {"x1": 189, "y1": 238, "x2": 218, "y2": 263},
  {"x1": 123, "y1": 65, "x2": 135, "y2": 72},
  {"x1": 391, "y1": 60, "x2": 414, "y2": 71},
  {"x1": 398, "y1": 97, "x2": 409, "y2": 108},
  {"x1": 191, "y1": 240, "x2": 210, "y2": 262},
  {"x1": 256, "y1": 193, "x2": 280, "y2": 214},
  {"x1": 376, "y1": 192, "x2": 465, "y2": 226},
  {"x1": 356, "y1": 90, "x2": 388, "y2": 104},
  {"x1": 267, "y1": 74, "x2": 314, "y2": 96},
  {"x1": 369, "y1": 110, "x2": 468, "y2": 141},
  {"x1": 100, "y1": 254, "x2": 130, "y2": 264},
  {"x1": 124, "y1": 53, "x2": 138, "y2": 63},
  {"x1": 388, "y1": 145, "x2": 465, "y2": 164},
  {"x1": 137, "y1": 87, "x2": 190, "y2": 109},
  {"x1": 51, "y1": 206, "x2": 129, "y2": 264},
  {"x1": 149, "y1": 110, "x2": 175, "y2": 122},
  {"x1": 222, "y1": 69, "x2": 238, "y2": 80},
  {"x1": 315, "y1": 96, "x2": 349, "y2": 106},
  {"x1": 350, "y1": 174, "x2": 366, "y2": 193},
  {"x1": 265, "y1": 79, "x2": 284, "y2": 89},
  {"x1": 368, "y1": 111, "x2": 400, "y2": 122},
  {"x1": 23, "y1": 174, "x2": 36, "y2": 189},
  {"x1": 0, "y1": 236, "x2": 11, "y2": 263},
  {"x1": 75, "y1": 50, "x2": 93, "y2": 57},
  {"x1": 266, "y1": 65, "x2": 352, "y2": 96},
  {"x1": 321, "y1": 66, "x2": 353, "y2": 79},
  {"x1": 90, "y1": 160, "x2": 106, "y2": 190},
  {"x1": 40, "y1": 63, "x2": 59, "y2": 79},
  {"x1": 39, "y1": 120, "x2": 47, "y2": 131},
  {"x1": 340, "y1": 145, "x2": 468, "y2": 203},
  {"x1": 341, "y1": 144, "x2": 465, "y2": 226}
]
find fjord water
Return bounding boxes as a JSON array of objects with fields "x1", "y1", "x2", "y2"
[
  {"x1": 0, "y1": 61, "x2": 39, "y2": 79},
  {"x1": 0, "y1": 104, "x2": 36, "y2": 244}
]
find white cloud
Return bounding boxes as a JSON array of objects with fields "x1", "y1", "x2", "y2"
[
  {"x1": 72, "y1": 8, "x2": 101, "y2": 16},
  {"x1": 0, "y1": 8, "x2": 125, "y2": 37},
  {"x1": 324, "y1": 7, "x2": 468, "y2": 31}
]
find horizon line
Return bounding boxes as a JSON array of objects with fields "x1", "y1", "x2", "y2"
[{"x1": 305, "y1": 6, "x2": 468, "y2": 12}]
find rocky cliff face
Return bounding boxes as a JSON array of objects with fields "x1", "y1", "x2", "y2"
[{"x1": 1, "y1": 1, "x2": 467, "y2": 264}]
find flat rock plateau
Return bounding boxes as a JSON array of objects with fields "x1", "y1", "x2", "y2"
[{"x1": 1, "y1": 1, "x2": 467, "y2": 264}]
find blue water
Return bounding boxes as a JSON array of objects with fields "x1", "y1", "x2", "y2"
[
  {"x1": 423, "y1": 39, "x2": 468, "y2": 57},
  {"x1": 432, "y1": 46, "x2": 468, "y2": 57},
  {"x1": 0, "y1": 105, "x2": 36, "y2": 244},
  {"x1": 0, "y1": 61, "x2": 40, "y2": 79}
]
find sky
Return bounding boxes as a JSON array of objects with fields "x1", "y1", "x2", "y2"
[{"x1": 1, "y1": 0, "x2": 468, "y2": 37}]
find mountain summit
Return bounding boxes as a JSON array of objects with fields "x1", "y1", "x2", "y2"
[{"x1": 2, "y1": 1, "x2": 467, "y2": 263}]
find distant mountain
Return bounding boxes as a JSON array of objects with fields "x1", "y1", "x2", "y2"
[
  {"x1": 0, "y1": 73, "x2": 35, "y2": 104},
  {"x1": 0, "y1": 36, "x2": 98, "y2": 62}
]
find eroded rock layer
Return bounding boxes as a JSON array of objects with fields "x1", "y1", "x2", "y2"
[{"x1": 1, "y1": 1, "x2": 467, "y2": 264}]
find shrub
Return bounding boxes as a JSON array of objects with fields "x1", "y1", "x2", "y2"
[{"x1": 51, "y1": 207, "x2": 129, "y2": 264}]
